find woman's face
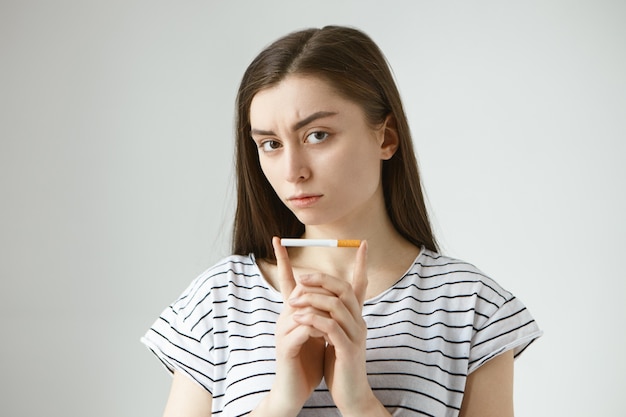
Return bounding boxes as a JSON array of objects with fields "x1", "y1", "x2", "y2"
[{"x1": 249, "y1": 75, "x2": 396, "y2": 229}]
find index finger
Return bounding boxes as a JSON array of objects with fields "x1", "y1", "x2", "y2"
[
  {"x1": 351, "y1": 240, "x2": 369, "y2": 305},
  {"x1": 272, "y1": 236, "x2": 297, "y2": 302}
]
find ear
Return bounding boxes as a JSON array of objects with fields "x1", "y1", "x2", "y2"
[{"x1": 379, "y1": 114, "x2": 399, "y2": 160}]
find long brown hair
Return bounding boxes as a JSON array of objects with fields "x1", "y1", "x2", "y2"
[{"x1": 233, "y1": 25, "x2": 437, "y2": 260}]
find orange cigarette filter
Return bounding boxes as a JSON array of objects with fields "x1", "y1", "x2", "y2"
[{"x1": 337, "y1": 239, "x2": 361, "y2": 247}]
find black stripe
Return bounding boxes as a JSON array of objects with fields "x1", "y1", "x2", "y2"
[
  {"x1": 368, "y1": 371, "x2": 464, "y2": 394},
  {"x1": 367, "y1": 343, "x2": 469, "y2": 361},
  {"x1": 149, "y1": 328, "x2": 215, "y2": 367},
  {"x1": 372, "y1": 386, "x2": 461, "y2": 410},
  {"x1": 367, "y1": 357, "x2": 467, "y2": 378},
  {"x1": 225, "y1": 357, "x2": 276, "y2": 376},
  {"x1": 157, "y1": 316, "x2": 203, "y2": 343},
  {"x1": 367, "y1": 331, "x2": 470, "y2": 346},
  {"x1": 367, "y1": 318, "x2": 474, "y2": 332},
  {"x1": 469, "y1": 320, "x2": 537, "y2": 366},
  {"x1": 365, "y1": 305, "x2": 488, "y2": 320}
]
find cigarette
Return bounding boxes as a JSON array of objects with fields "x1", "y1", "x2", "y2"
[{"x1": 280, "y1": 238, "x2": 361, "y2": 248}]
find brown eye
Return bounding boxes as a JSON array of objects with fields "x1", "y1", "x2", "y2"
[
  {"x1": 306, "y1": 131, "x2": 329, "y2": 144},
  {"x1": 260, "y1": 140, "x2": 282, "y2": 152}
]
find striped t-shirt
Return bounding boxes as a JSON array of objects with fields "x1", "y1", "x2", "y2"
[{"x1": 142, "y1": 248, "x2": 542, "y2": 416}]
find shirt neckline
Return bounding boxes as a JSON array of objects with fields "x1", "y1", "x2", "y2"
[{"x1": 248, "y1": 246, "x2": 428, "y2": 303}]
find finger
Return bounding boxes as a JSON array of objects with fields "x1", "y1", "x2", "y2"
[
  {"x1": 282, "y1": 312, "x2": 327, "y2": 341},
  {"x1": 351, "y1": 240, "x2": 368, "y2": 305},
  {"x1": 292, "y1": 292, "x2": 351, "y2": 324},
  {"x1": 280, "y1": 323, "x2": 325, "y2": 357},
  {"x1": 293, "y1": 310, "x2": 352, "y2": 348},
  {"x1": 273, "y1": 236, "x2": 296, "y2": 302},
  {"x1": 297, "y1": 274, "x2": 361, "y2": 319},
  {"x1": 290, "y1": 281, "x2": 367, "y2": 347}
]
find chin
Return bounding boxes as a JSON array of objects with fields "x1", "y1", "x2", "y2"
[
  {"x1": 293, "y1": 211, "x2": 332, "y2": 227},
  {"x1": 294, "y1": 210, "x2": 351, "y2": 229}
]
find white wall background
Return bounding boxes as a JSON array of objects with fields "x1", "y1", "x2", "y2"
[{"x1": 1, "y1": 1, "x2": 624, "y2": 416}]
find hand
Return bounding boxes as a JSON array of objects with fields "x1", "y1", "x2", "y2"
[
  {"x1": 289, "y1": 241, "x2": 385, "y2": 415},
  {"x1": 264, "y1": 237, "x2": 326, "y2": 415}
]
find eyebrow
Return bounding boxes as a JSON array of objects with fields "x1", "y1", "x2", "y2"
[{"x1": 250, "y1": 111, "x2": 338, "y2": 136}]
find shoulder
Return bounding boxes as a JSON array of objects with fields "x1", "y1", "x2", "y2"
[
  {"x1": 410, "y1": 248, "x2": 512, "y2": 301},
  {"x1": 413, "y1": 248, "x2": 491, "y2": 277},
  {"x1": 413, "y1": 249, "x2": 542, "y2": 368},
  {"x1": 169, "y1": 254, "x2": 265, "y2": 314},
  {"x1": 202, "y1": 253, "x2": 260, "y2": 278}
]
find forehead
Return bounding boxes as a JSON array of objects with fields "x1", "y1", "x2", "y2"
[{"x1": 249, "y1": 75, "x2": 359, "y2": 127}]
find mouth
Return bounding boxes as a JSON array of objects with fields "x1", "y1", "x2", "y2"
[{"x1": 287, "y1": 194, "x2": 323, "y2": 208}]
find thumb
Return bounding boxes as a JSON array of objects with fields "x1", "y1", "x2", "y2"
[
  {"x1": 351, "y1": 240, "x2": 369, "y2": 305},
  {"x1": 272, "y1": 236, "x2": 296, "y2": 302}
]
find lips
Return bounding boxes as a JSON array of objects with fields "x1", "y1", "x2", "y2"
[{"x1": 287, "y1": 194, "x2": 323, "y2": 208}]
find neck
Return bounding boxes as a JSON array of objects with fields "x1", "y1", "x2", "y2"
[{"x1": 290, "y1": 203, "x2": 419, "y2": 290}]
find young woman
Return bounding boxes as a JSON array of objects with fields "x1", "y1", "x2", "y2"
[{"x1": 142, "y1": 26, "x2": 541, "y2": 417}]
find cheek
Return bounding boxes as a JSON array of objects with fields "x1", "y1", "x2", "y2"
[
  {"x1": 328, "y1": 148, "x2": 381, "y2": 192},
  {"x1": 258, "y1": 158, "x2": 280, "y2": 190}
]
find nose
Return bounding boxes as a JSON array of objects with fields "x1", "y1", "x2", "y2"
[{"x1": 284, "y1": 145, "x2": 311, "y2": 183}]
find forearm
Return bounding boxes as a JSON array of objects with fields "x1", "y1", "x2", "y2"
[
  {"x1": 247, "y1": 390, "x2": 302, "y2": 417},
  {"x1": 338, "y1": 390, "x2": 392, "y2": 417}
]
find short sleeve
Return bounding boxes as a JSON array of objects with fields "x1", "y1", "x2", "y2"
[
  {"x1": 468, "y1": 291, "x2": 542, "y2": 373},
  {"x1": 141, "y1": 273, "x2": 216, "y2": 393}
]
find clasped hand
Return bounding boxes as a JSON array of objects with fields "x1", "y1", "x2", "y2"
[{"x1": 271, "y1": 237, "x2": 374, "y2": 415}]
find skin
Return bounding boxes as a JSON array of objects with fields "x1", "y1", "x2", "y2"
[{"x1": 161, "y1": 75, "x2": 516, "y2": 417}]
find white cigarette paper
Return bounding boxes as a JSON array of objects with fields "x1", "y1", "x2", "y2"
[{"x1": 280, "y1": 238, "x2": 361, "y2": 248}]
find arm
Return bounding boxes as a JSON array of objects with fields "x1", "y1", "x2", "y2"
[
  {"x1": 161, "y1": 238, "x2": 323, "y2": 417},
  {"x1": 459, "y1": 350, "x2": 515, "y2": 417},
  {"x1": 245, "y1": 238, "x2": 326, "y2": 417},
  {"x1": 289, "y1": 241, "x2": 391, "y2": 417},
  {"x1": 163, "y1": 371, "x2": 213, "y2": 417}
]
